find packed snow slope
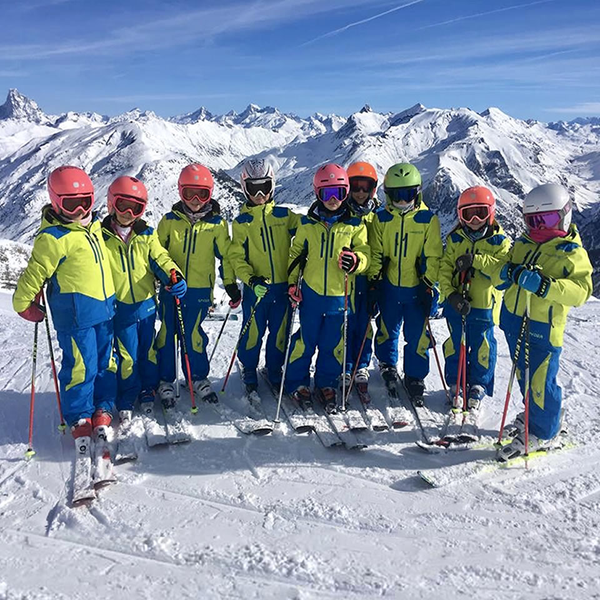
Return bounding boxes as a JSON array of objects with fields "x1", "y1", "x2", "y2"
[
  {"x1": 1, "y1": 288, "x2": 600, "y2": 600},
  {"x1": 1, "y1": 89, "x2": 599, "y2": 292}
]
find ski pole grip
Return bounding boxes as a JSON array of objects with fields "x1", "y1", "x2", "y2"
[{"x1": 170, "y1": 268, "x2": 178, "y2": 285}]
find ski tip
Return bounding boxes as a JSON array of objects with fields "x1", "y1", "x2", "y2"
[{"x1": 24, "y1": 448, "x2": 36, "y2": 460}]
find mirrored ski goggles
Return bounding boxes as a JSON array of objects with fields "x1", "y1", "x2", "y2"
[
  {"x1": 350, "y1": 177, "x2": 376, "y2": 194},
  {"x1": 246, "y1": 178, "x2": 273, "y2": 197},
  {"x1": 385, "y1": 186, "x2": 420, "y2": 204},
  {"x1": 524, "y1": 209, "x2": 566, "y2": 230},
  {"x1": 58, "y1": 194, "x2": 93, "y2": 216},
  {"x1": 319, "y1": 186, "x2": 348, "y2": 203},
  {"x1": 181, "y1": 186, "x2": 211, "y2": 203},
  {"x1": 114, "y1": 194, "x2": 146, "y2": 217},
  {"x1": 459, "y1": 204, "x2": 491, "y2": 224}
]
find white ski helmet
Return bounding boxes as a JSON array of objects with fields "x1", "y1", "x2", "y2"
[
  {"x1": 523, "y1": 183, "x2": 572, "y2": 232},
  {"x1": 240, "y1": 158, "x2": 275, "y2": 200}
]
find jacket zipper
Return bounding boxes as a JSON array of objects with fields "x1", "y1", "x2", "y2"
[{"x1": 262, "y1": 207, "x2": 276, "y2": 282}]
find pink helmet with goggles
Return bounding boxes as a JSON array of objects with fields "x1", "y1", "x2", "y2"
[
  {"x1": 178, "y1": 163, "x2": 214, "y2": 205},
  {"x1": 313, "y1": 163, "x2": 349, "y2": 203},
  {"x1": 107, "y1": 176, "x2": 148, "y2": 218},
  {"x1": 48, "y1": 166, "x2": 95, "y2": 217}
]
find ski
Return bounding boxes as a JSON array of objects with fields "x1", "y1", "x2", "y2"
[
  {"x1": 210, "y1": 399, "x2": 274, "y2": 436},
  {"x1": 162, "y1": 404, "x2": 193, "y2": 444},
  {"x1": 92, "y1": 426, "x2": 117, "y2": 488},
  {"x1": 140, "y1": 402, "x2": 169, "y2": 447},
  {"x1": 383, "y1": 379, "x2": 413, "y2": 429},
  {"x1": 323, "y1": 409, "x2": 367, "y2": 449},
  {"x1": 417, "y1": 438, "x2": 572, "y2": 488},
  {"x1": 72, "y1": 435, "x2": 96, "y2": 506},
  {"x1": 439, "y1": 407, "x2": 480, "y2": 445},
  {"x1": 400, "y1": 378, "x2": 443, "y2": 444},
  {"x1": 114, "y1": 414, "x2": 142, "y2": 463},
  {"x1": 415, "y1": 437, "x2": 498, "y2": 454},
  {"x1": 353, "y1": 386, "x2": 389, "y2": 431},
  {"x1": 340, "y1": 391, "x2": 369, "y2": 432}
]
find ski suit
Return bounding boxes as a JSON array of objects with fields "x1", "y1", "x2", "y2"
[
  {"x1": 229, "y1": 201, "x2": 299, "y2": 386},
  {"x1": 439, "y1": 222, "x2": 511, "y2": 396},
  {"x1": 483, "y1": 225, "x2": 592, "y2": 439},
  {"x1": 286, "y1": 202, "x2": 370, "y2": 392},
  {"x1": 156, "y1": 201, "x2": 235, "y2": 383},
  {"x1": 13, "y1": 207, "x2": 117, "y2": 426},
  {"x1": 368, "y1": 202, "x2": 442, "y2": 380},
  {"x1": 102, "y1": 217, "x2": 180, "y2": 410}
]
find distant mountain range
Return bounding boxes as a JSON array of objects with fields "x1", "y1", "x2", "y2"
[{"x1": 1, "y1": 88, "x2": 598, "y2": 292}]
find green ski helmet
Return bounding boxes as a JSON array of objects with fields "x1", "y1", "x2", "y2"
[{"x1": 383, "y1": 163, "x2": 422, "y2": 208}]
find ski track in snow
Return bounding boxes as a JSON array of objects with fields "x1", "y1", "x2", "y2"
[{"x1": 1, "y1": 289, "x2": 600, "y2": 599}]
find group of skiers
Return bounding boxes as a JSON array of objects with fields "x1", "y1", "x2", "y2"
[{"x1": 12, "y1": 157, "x2": 593, "y2": 461}]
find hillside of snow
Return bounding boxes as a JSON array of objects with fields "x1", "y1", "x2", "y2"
[
  {"x1": 0, "y1": 88, "x2": 599, "y2": 291},
  {"x1": 1, "y1": 287, "x2": 600, "y2": 599}
]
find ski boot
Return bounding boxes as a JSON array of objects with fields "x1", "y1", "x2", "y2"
[
  {"x1": 503, "y1": 411, "x2": 526, "y2": 439},
  {"x1": 119, "y1": 410, "x2": 133, "y2": 425},
  {"x1": 380, "y1": 363, "x2": 399, "y2": 385},
  {"x1": 403, "y1": 375, "x2": 425, "y2": 407},
  {"x1": 139, "y1": 389, "x2": 155, "y2": 416},
  {"x1": 496, "y1": 430, "x2": 562, "y2": 463},
  {"x1": 92, "y1": 409, "x2": 112, "y2": 443},
  {"x1": 467, "y1": 385, "x2": 485, "y2": 410},
  {"x1": 193, "y1": 378, "x2": 218, "y2": 404},
  {"x1": 244, "y1": 382, "x2": 262, "y2": 409},
  {"x1": 316, "y1": 387, "x2": 338, "y2": 414},
  {"x1": 290, "y1": 385, "x2": 313, "y2": 410},
  {"x1": 354, "y1": 368, "x2": 371, "y2": 405},
  {"x1": 71, "y1": 417, "x2": 92, "y2": 441},
  {"x1": 157, "y1": 381, "x2": 176, "y2": 409}
]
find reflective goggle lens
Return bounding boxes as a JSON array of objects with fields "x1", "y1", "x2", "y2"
[
  {"x1": 60, "y1": 194, "x2": 93, "y2": 215},
  {"x1": 524, "y1": 210, "x2": 562, "y2": 230},
  {"x1": 459, "y1": 204, "x2": 491, "y2": 224},
  {"x1": 114, "y1": 195, "x2": 145, "y2": 217},
  {"x1": 385, "y1": 186, "x2": 420, "y2": 204},
  {"x1": 246, "y1": 178, "x2": 273, "y2": 197},
  {"x1": 350, "y1": 177, "x2": 375, "y2": 194},
  {"x1": 182, "y1": 186, "x2": 211, "y2": 202},
  {"x1": 319, "y1": 187, "x2": 348, "y2": 203}
]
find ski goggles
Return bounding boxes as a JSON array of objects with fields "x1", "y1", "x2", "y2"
[
  {"x1": 57, "y1": 194, "x2": 93, "y2": 217},
  {"x1": 319, "y1": 186, "x2": 348, "y2": 203},
  {"x1": 459, "y1": 204, "x2": 491, "y2": 224},
  {"x1": 181, "y1": 186, "x2": 211, "y2": 203},
  {"x1": 245, "y1": 178, "x2": 273, "y2": 197},
  {"x1": 524, "y1": 206, "x2": 569, "y2": 230},
  {"x1": 385, "y1": 186, "x2": 420, "y2": 204},
  {"x1": 350, "y1": 177, "x2": 376, "y2": 194},
  {"x1": 114, "y1": 194, "x2": 146, "y2": 217}
]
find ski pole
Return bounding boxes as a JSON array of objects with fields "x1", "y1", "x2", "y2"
[
  {"x1": 426, "y1": 318, "x2": 449, "y2": 400},
  {"x1": 208, "y1": 306, "x2": 232, "y2": 364},
  {"x1": 41, "y1": 291, "x2": 66, "y2": 433},
  {"x1": 341, "y1": 272, "x2": 349, "y2": 412},
  {"x1": 169, "y1": 269, "x2": 197, "y2": 414},
  {"x1": 220, "y1": 296, "x2": 262, "y2": 394},
  {"x1": 25, "y1": 321, "x2": 40, "y2": 459},
  {"x1": 522, "y1": 291, "x2": 532, "y2": 462}
]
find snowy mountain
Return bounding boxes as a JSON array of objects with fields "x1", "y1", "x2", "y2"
[{"x1": 0, "y1": 89, "x2": 599, "y2": 290}]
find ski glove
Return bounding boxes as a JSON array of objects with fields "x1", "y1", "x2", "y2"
[
  {"x1": 455, "y1": 254, "x2": 475, "y2": 273},
  {"x1": 288, "y1": 284, "x2": 302, "y2": 308},
  {"x1": 447, "y1": 292, "x2": 471, "y2": 316},
  {"x1": 249, "y1": 275, "x2": 270, "y2": 299},
  {"x1": 225, "y1": 283, "x2": 242, "y2": 309},
  {"x1": 512, "y1": 266, "x2": 551, "y2": 297},
  {"x1": 499, "y1": 262, "x2": 519, "y2": 283},
  {"x1": 18, "y1": 291, "x2": 45, "y2": 323},
  {"x1": 338, "y1": 247, "x2": 359, "y2": 274},
  {"x1": 166, "y1": 273, "x2": 187, "y2": 299}
]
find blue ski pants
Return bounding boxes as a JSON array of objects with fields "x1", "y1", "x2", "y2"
[{"x1": 346, "y1": 275, "x2": 373, "y2": 375}]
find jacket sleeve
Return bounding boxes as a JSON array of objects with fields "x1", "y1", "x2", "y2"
[
  {"x1": 214, "y1": 219, "x2": 235, "y2": 286},
  {"x1": 288, "y1": 210, "x2": 300, "y2": 237},
  {"x1": 474, "y1": 249, "x2": 512, "y2": 289},
  {"x1": 288, "y1": 225, "x2": 307, "y2": 285},
  {"x1": 157, "y1": 216, "x2": 169, "y2": 250},
  {"x1": 13, "y1": 233, "x2": 63, "y2": 313},
  {"x1": 228, "y1": 219, "x2": 254, "y2": 286},
  {"x1": 148, "y1": 230, "x2": 182, "y2": 286},
  {"x1": 351, "y1": 221, "x2": 370, "y2": 276},
  {"x1": 543, "y1": 247, "x2": 593, "y2": 307},
  {"x1": 423, "y1": 215, "x2": 443, "y2": 285},
  {"x1": 366, "y1": 216, "x2": 383, "y2": 280},
  {"x1": 438, "y1": 236, "x2": 457, "y2": 300}
]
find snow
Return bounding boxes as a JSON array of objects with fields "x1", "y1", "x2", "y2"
[{"x1": 1, "y1": 286, "x2": 600, "y2": 599}]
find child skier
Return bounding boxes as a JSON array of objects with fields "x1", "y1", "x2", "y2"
[
  {"x1": 13, "y1": 166, "x2": 117, "y2": 440},
  {"x1": 228, "y1": 158, "x2": 299, "y2": 397},
  {"x1": 368, "y1": 163, "x2": 443, "y2": 405},
  {"x1": 101, "y1": 176, "x2": 185, "y2": 425},
  {"x1": 344, "y1": 161, "x2": 380, "y2": 399},
  {"x1": 440, "y1": 186, "x2": 511, "y2": 420},
  {"x1": 156, "y1": 163, "x2": 239, "y2": 405},
  {"x1": 471, "y1": 184, "x2": 592, "y2": 460},
  {"x1": 285, "y1": 163, "x2": 370, "y2": 413}
]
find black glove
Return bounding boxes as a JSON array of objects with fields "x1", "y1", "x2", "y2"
[
  {"x1": 338, "y1": 247, "x2": 359, "y2": 273},
  {"x1": 455, "y1": 254, "x2": 474, "y2": 272},
  {"x1": 225, "y1": 283, "x2": 242, "y2": 308},
  {"x1": 447, "y1": 292, "x2": 471, "y2": 316}
]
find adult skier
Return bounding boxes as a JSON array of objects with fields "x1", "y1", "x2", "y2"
[
  {"x1": 285, "y1": 163, "x2": 370, "y2": 413},
  {"x1": 156, "y1": 163, "x2": 239, "y2": 405},
  {"x1": 368, "y1": 163, "x2": 443, "y2": 405},
  {"x1": 472, "y1": 184, "x2": 592, "y2": 459},
  {"x1": 13, "y1": 166, "x2": 117, "y2": 440},
  {"x1": 441, "y1": 186, "x2": 511, "y2": 425},
  {"x1": 101, "y1": 176, "x2": 185, "y2": 424},
  {"x1": 228, "y1": 158, "x2": 299, "y2": 397}
]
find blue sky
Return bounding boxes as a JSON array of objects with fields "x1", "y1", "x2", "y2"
[{"x1": 1, "y1": 0, "x2": 599, "y2": 121}]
